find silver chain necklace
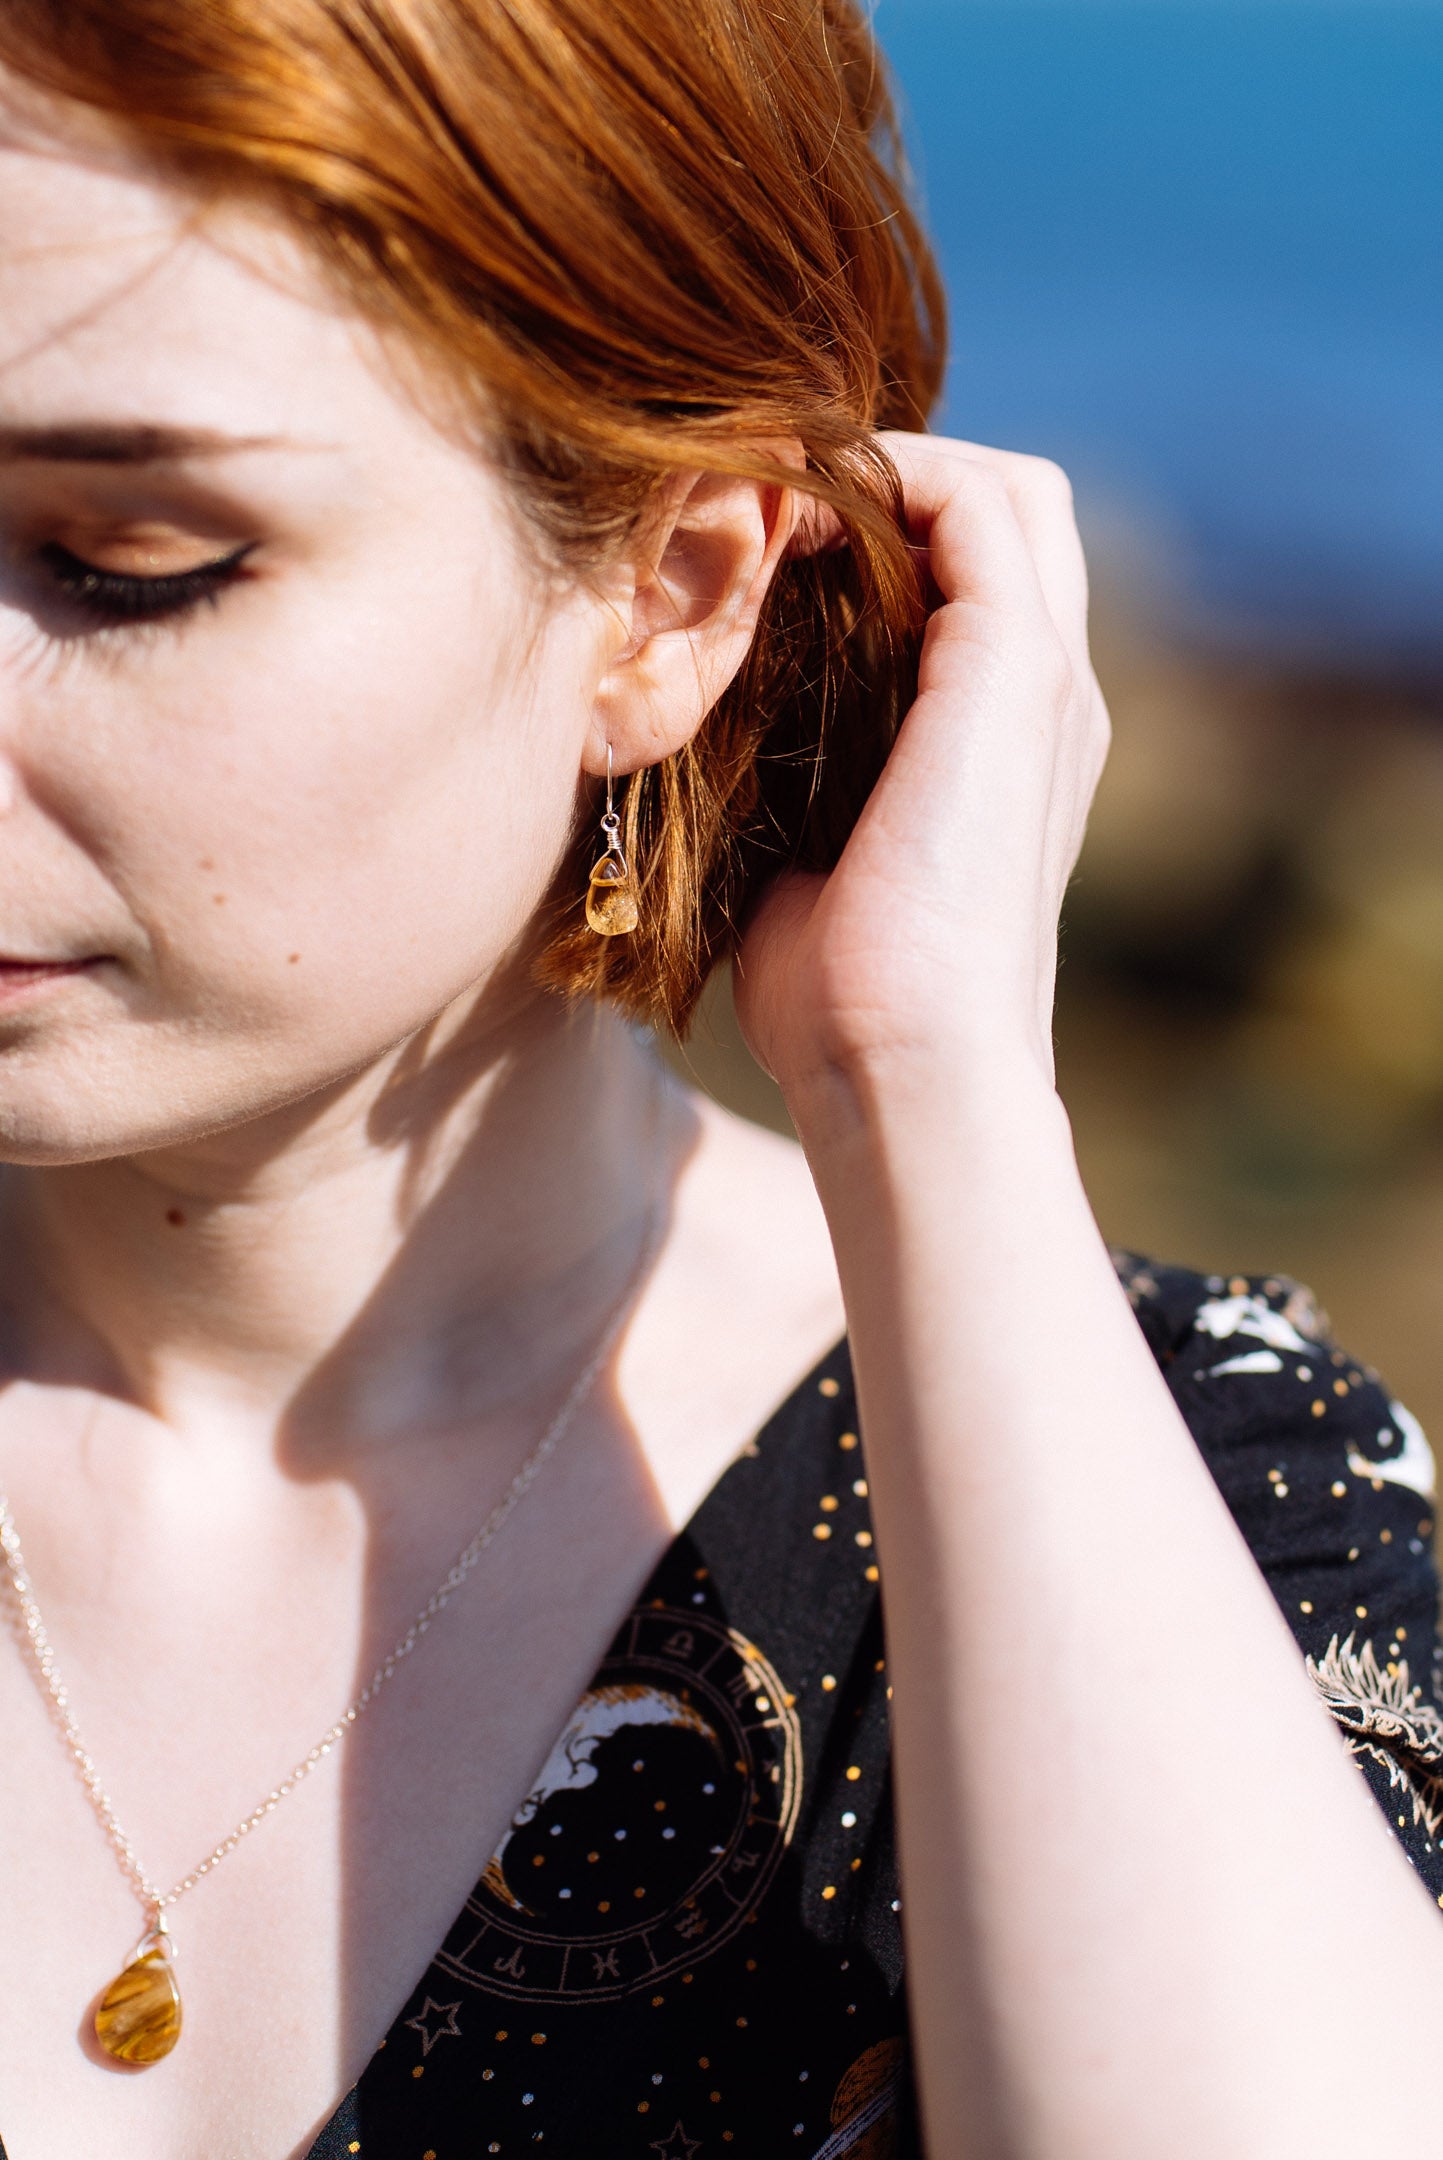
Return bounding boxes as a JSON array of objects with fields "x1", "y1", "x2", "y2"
[{"x1": 0, "y1": 1203, "x2": 659, "y2": 2069}]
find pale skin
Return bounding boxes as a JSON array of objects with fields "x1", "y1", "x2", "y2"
[{"x1": 0, "y1": 77, "x2": 1441, "y2": 2160}]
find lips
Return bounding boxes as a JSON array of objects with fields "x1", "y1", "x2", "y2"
[{"x1": 0, "y1": 957, "x2": 100, "y2": 989}]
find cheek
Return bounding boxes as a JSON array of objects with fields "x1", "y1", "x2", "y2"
[{"x1": 23, "y1": 573, "x2": 590, "y2": 1099}]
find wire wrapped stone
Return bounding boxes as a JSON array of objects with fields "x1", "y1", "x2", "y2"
[{"x1": 586, "y1": 850, "x2": 639, "y2": 935}]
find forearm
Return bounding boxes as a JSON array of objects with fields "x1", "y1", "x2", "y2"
[{"x1": 793, "y1": 1053, "x2": 1443, "y2": 2160}]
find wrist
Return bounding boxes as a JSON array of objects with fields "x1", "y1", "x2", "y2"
[
  {"x1": 782, "y1": 1030, "x2": 1071, "y2": 1173},
  {"x1": 777, "y1": 1036, "x2": 1071, "y2": 1209}
]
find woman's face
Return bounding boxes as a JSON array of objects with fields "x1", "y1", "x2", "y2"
[{"x1": 0, "y1": 88, "x2": 613, "y2": 1165}]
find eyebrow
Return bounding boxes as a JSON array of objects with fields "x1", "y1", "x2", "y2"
[{"x1": 0, "y1": 423, "x2": 287, "y2": 466}]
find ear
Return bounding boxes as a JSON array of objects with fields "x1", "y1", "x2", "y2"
[{"x1": 584, "y1": 452, "x2": 802, "y2": 777}]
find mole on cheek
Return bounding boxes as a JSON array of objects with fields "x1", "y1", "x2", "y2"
[
  {"x1": 288, "y1": 953, "x2": 301, "y2": 965},
  {"x1": 212, "y1": 894, "x2": 227, "y2": 906},
  {"x1": 165, "y1": 1208, "x2": 186, "y2": 1228}
]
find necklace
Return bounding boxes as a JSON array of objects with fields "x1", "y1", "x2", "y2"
[{"x1": 0, "y1": 1202, "x2": 660, "y2": 2070}]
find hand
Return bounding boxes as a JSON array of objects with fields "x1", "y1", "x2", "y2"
[{"x1": 734, "y1": 433, "x2": 1111, "y2": 1114}]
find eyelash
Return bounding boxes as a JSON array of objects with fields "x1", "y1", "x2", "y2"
[{"x1": 37, "y1": 540, "x2": 254, "y2": 627}]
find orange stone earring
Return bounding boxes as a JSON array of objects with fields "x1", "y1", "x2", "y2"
[{"x1": 585, "y1": 743, "x2": 639, "y2": 936}]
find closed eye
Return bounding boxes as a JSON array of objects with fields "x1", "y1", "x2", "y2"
[{"x1": 37, "y1": 540, "x2": 256, "y2": 627}]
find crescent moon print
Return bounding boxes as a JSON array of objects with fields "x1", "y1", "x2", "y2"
[
  {"x1": 1346, "y1": 1401, "x2": 1437, "y2": 1501},
  {"x1": 435, "y1": 1607, "x2": 803, "y2": 2002},
  {"x1": 481, "y1": 1684, "x2": 722, "y2": 1913},
  {"x1": 1193, "y1": 1293, "x2": 1317, "y2": 1356}
]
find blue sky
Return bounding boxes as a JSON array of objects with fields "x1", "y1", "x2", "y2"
[{"x1": 875, "y1": 2, "x2": 1443, "y2": 671}]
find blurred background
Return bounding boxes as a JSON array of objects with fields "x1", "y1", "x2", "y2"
[{"x1": 671, "y1": 0, "x2": 1443, "y2": 1434}]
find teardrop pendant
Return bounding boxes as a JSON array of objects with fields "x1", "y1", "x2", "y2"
[
  {"x1": 586, "y1": 852, "x2": 639, "y2": 936},
  {"x1": 94, "y1": 1929, "x2": 183, "y2": 2066}
]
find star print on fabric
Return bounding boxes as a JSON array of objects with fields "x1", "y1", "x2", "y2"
[
  {"x1": 649, "y1": 2124, "x2": 701, "y2": 2159},
  {"x1": 404, "y1": 1997, "x2": 464, "y2": 2055}
]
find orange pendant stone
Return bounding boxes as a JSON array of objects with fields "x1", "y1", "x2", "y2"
[
  {"x1": 586, "y1": 856, "x2": 639, "y2": 936},
  {"x1": 94, "y1": 1942, "x2": 183, "y2": 2066}
]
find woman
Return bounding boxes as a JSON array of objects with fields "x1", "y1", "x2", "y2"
[{"x1": 0, "y1": 3, "x2": 1440, "y2": 2156}]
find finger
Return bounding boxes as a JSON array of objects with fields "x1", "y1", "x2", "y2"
[
  {"x1": 887, "y1": 434, "x2": 1088, "y2": 638},
  {"x1": 881, "y1": 433, "x2": 1091, "y2": 661},
  {"x1": 882, "y1": 438, "x2": 1055, "y2": 630}
]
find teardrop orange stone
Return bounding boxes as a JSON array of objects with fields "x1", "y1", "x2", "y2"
[
  {"x1": 94, "y1": 1945, "x2": 183, "y2": 2065},
  {"x1": 586, "y1": 858, "x2": 639, "y2": 936}
]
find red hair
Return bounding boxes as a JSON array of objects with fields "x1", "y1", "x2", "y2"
[{"x1": 0, "y1": 0, "x2": 946, "y2": 1032}]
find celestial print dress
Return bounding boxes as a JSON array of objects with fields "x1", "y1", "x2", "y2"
[
  {"x1": 11, "y1": 1258, "x2": 1435, "y2": 2160},
  {"x1": 292, "y1": 1257, "x2": 1443, "y2": 2159}
]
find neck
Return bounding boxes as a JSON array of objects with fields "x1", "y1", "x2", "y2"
[{"x1": 0, "y1": 992, "x2": 674, "y2": 1457}]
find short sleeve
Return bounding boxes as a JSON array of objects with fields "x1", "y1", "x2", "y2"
[{"x1": 1116, "y1": 1251, "x2": 1443, "y2": 1900}]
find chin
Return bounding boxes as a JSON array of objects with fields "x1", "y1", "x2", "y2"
[
  {"x1": 0, "y1": 1098, "x2": 173, "y2": 1167},
  {"x1": 0, "y1": 1049, "x2": 246, "y2": 1166}
]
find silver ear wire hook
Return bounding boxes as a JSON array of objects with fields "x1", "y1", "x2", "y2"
[{"x1": 601, "y1": 742, "x2": 624, "y2": 859}]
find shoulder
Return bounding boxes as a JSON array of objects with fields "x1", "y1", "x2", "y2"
[
  {"x1": 1111, "y1": 1249, "x2": 1435, "y2": 1579},
  {"x1": 1116, "y1": 1249, "x2": 1443, "y2": 1895}
]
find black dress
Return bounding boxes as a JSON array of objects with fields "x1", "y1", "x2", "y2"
[{"x1": 25, "y1": 1257, "x2": 1443, "y2": 2160}]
